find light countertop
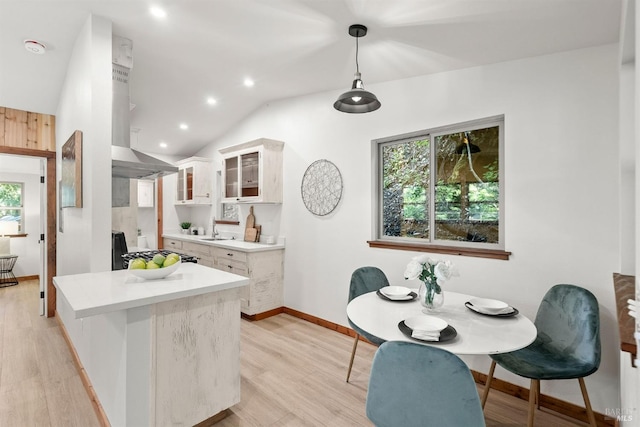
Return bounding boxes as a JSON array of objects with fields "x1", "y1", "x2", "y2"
[
  {"x1": 162, "y1": 233, "x2": 285, "y2": 252},
  {"x1": 53, "y1": 262, "x2": 249, "y2": 319}
]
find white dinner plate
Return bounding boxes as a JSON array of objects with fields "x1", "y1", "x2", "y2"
[
  {"x1": 380, "y1": 286, "x2": 411, "y2": 298},
  {"x1": 468, "y1": 297, "x2": 509, "y2": 314},
  {"x1": 404, "y1": 315, "x2": 448, "y2": 332}
]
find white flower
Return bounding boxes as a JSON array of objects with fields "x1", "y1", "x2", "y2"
[
  {"x1": 404, "y1": 260, "x2": 422, "y2": 280},
  {"x1": 405, "y1": 256, "x2": 458, "y2": 286},
  {"x1": 412, "y1": 254, "x2": 432, "y2": 265},
  {"x1": 434, "y1": 261, "x2": 454, "y2": 281}
]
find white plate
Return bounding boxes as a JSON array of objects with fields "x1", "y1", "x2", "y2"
[
  {"x1": 128, "y1": 258, "x2": 181, "y2": 280},
  {"x1": 469, "y1": 297, "x2": 509, "y2": 314},
  {"x1": 380, "y1": 286, "x2": 411, "y2": 298},
  {"x1": 404, "y1": 315, "x2": 448, "y2": 332}
]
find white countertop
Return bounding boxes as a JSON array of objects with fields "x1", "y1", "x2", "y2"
[
  {"x1": 53, "y1": 262, "x2": 249, "y2": 319},
  {"x1": 162, "y1": 233, "x2": 285, "y2": 252}
]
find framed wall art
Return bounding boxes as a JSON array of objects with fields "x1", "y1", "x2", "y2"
[{"x1": 61, "y1": 130, "x2": 83, "y2": 208}]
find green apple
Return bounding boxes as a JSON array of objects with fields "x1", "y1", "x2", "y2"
[
  {"x1": 152, "y1": 253, "x2": 166, "y2": 267},
  {"x1": 130, "y1": 258, "x2": 147, "y2": 270},
  {"x1": 166, "y1": 253, "x2": 180, "y2": 262},
  {"x1": 163, "y1": 256, "x2": 180, "y2": 267},
  {"x1": 146, "y1": 260, "x2": 160, "y2": 269}
]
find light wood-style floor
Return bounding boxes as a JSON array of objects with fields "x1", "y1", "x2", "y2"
[{"x1": 1, "y1": 280, "x2": 587, "y2": 426}]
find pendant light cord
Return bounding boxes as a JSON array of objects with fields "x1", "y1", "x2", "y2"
[{"x1": 355, "y1": 34, "x2": 360, "y2": 74}]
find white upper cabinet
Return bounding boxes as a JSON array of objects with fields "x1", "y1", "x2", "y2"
[
  {"x1": 219, "y1": 138, "x2": 284, "y2": 203},
  {"x1": 137, "y1": 179, "x2": 154, "y2": 207},
  {"x1": 175, "y1": 157, "x2": 213, "y2": 205}
]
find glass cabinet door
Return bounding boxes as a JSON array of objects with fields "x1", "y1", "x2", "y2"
[
  {"x1": 240, "y1": 152, "x2": 259, "y2": 197},
  {"x1": 177, "y1": 168, "x2": 185, "y2": 201},
  {"x1": 185, "y1": 166, "x2": 194, "y2": 201},
  {"x1": 224, "y1": 156, "x2": 239, "y2": 198}
]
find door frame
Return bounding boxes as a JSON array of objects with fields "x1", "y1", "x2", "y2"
[{"x1": 0, "y1": 146, "x2": 56, "y2": 317}]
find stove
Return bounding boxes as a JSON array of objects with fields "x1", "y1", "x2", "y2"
[{"x1": 122, "y1": 250, "x2": 198, "y2": 269}]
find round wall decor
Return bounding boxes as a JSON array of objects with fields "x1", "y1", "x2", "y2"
[{"x1": 301, "y1": 159, "x2": 343, "y2": 216}]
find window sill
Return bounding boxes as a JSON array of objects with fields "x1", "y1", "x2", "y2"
[
  {"x1": 215, "y1": 220, "x2": 240, "y2": 225},
  {"x1": 367, "y1": 240, "x2": 511, "y2": 260}
]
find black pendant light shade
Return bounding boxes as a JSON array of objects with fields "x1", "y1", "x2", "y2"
[{"x1": 334, "y1": 24, "x2": 381, "y2": 113}]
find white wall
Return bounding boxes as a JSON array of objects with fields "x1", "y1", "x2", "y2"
[
  {"x1": 196, "y1": 45, "x2": 621, "y2": 412},
  {"x1": 56, "y1": 14, "x2": 112, "y2": 277},
  {"x1": 0, "y1": 156, "x2": 42, "y2": 277},
  {"x1": 54, "y1": 13, "x2": 125, "y2": 425}
]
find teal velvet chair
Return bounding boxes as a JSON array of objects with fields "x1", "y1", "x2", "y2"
[
  {"x1": 482, "y1": 284, "x2": 600, "y2": 427},
  {"x1": 366, "y1": 341, "x2": 486, "y2": 427},
  {"x1": 346, "y1": 266, "x2": 389, "y2": 382}
]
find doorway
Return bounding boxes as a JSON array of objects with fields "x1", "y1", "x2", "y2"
[{"x1": 0, "y1": 148, "x2": 56, "y2": 317}]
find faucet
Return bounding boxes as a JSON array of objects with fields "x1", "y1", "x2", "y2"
[{"x1": 211, "y1": 217, "x2": 218, "y2": 238}]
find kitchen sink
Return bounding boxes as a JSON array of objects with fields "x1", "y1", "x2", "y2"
[{"x1": 200, "y1": 237, "x2": 231, "y2": 241}]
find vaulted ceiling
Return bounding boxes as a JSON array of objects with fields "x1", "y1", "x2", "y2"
[{"x1": 0, "y1": 1, "x2": 622, "y2": 157}]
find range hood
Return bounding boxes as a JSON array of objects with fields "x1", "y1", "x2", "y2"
[{"x1": 112, "y1": 36, "x2": 177, "y2": 180}]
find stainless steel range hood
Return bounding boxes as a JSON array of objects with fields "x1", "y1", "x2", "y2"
[{"x1": 112, "y1": 36, "x2": 177, "y2": 180}]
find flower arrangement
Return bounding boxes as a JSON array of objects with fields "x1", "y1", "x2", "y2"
[{"x1": 404, "y1": 255, "x2": 458, "y2": 310}]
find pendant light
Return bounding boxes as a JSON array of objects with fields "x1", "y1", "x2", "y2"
[{"x1": 334, "y1": 24, "x2": 381, "y2": 113}]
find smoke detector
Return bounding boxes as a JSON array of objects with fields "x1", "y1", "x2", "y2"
[{"x1": 24, "y1": 40, "x2": 46, "y2": 54}]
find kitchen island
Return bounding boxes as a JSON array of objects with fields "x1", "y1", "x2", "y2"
[{"x1": 54, "y1": 262, "x2": 249, "y2": 427}]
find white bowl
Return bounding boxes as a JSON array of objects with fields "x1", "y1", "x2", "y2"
[
  {"x1": 128, "y1": 258, "x2": 181, "y2": 280},
  {"x1": 469, "y1": 298, "x2": 509, "y2": 313},
  {"x1": 404, "y1": 315, "x2": 448, "y2": 332},
  {"x1": 380, "y1": 286, "x2": 411, "y2": 298}
]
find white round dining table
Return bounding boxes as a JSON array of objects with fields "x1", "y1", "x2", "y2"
[{"x1": 346, "y1": 290, "x2": 537, "y2": 355}]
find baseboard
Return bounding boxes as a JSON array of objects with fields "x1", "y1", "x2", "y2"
[
  {"x1": 281, "y1": 307, "x2": 613, "y2": 427},
  {"x1": 17, "y1": 275, "x2": 39, "y2": 282},
  {"x1": 241, "y1": 306, "x2": 285, "y2": 321},
  {"x1": 55, "y1": 313, "x2": 111, "y2": 427}
]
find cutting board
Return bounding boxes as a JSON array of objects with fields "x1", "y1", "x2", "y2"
[
  {"x1": 244, "y1": 206, "x2": 257, "y2": 242},
  {"x1": 244, "y1": 227, "x2": 258, "y2": 242}
]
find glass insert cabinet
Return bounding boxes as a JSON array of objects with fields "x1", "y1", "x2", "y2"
[
  {"x1": 175, "y1": 157, "x2": 213, "y2": 205},
  {"x1": 219, "y1": 138, "x2": 284, "y2": 203}
]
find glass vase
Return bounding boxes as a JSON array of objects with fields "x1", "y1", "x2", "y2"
[{"x1": 418, "y1": 279, "x2": 444, "y2": 313}]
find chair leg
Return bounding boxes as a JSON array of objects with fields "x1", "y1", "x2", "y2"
[
  {"x1": 578, "y1": 377, "x2": 597, "y2": 427},
  {"x1": 536, "y1": 380, "x2": 541, "y2": 409},
  {"x1": 481, "y1": 360, "x2": 496, "y2": 409},
  {"x1": 528, "y1": 379, "x2": 538, "y2": 427},
  {"x1": 346, "y1": 333, "x2": 360, "y2": 382}
]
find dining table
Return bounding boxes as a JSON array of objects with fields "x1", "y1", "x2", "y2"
[{"x1": 346, "y1": 289, "x2": 537, "y2": 355}]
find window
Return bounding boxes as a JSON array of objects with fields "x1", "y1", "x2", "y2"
[
  {"x1": 0, "y1": 182, "x2": 24, "y2": 234},
  {"x1": 373, "y1": 116, "x2": 506, "y2": 257}
]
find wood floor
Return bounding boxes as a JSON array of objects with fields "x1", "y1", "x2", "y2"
[{"x1": 1, "y1": 280, "x2": 588, "y2": 426}]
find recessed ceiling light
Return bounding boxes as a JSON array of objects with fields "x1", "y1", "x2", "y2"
[
  {"x1": 179, "y1": 123, "x2": 189, "y2": 130},
  {"x1": 244, "y1": 78, "x2": 255, "y2": 88},
  {"x1": 206, "y1": 97, "x2": 217, "y2": 106},
  {"x1": 24, "y1": 40, "x2": 46, "y2": 55},
  {"x1": 159, "y1": 142, "x2": 168, "y2": 148},
  {"x1": 150, "y1": 6, "x2": 167, "y2": 19}
]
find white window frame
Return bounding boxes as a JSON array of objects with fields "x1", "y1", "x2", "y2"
[
  {"x1": 0, "y1": 181, "x2": 25, "y2": 234},
  {"x1": 372, "y1": 115, "x2": 505, "y2": 253}
]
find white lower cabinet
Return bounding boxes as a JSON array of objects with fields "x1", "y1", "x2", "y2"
[
  {"x1": 212, "y1": 247, "x2": 284, "y2": 316},
  {"x1": 163, "y1": 238, "x2": 284, "y2": 316},
  {"x1": 163, "y1": 238, "x2": 214, "y2": 267}
]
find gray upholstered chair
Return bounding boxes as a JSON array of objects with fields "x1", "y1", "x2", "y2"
[
  {"x1": 346, "y1": 266, "x2": 389, "y2": 382},
  {"x1": 482, "y1": 284, "x2": 600, "y2": 427},
  {"x1": 366, "y1": 341, "x2": 486, "y2": 427}
]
